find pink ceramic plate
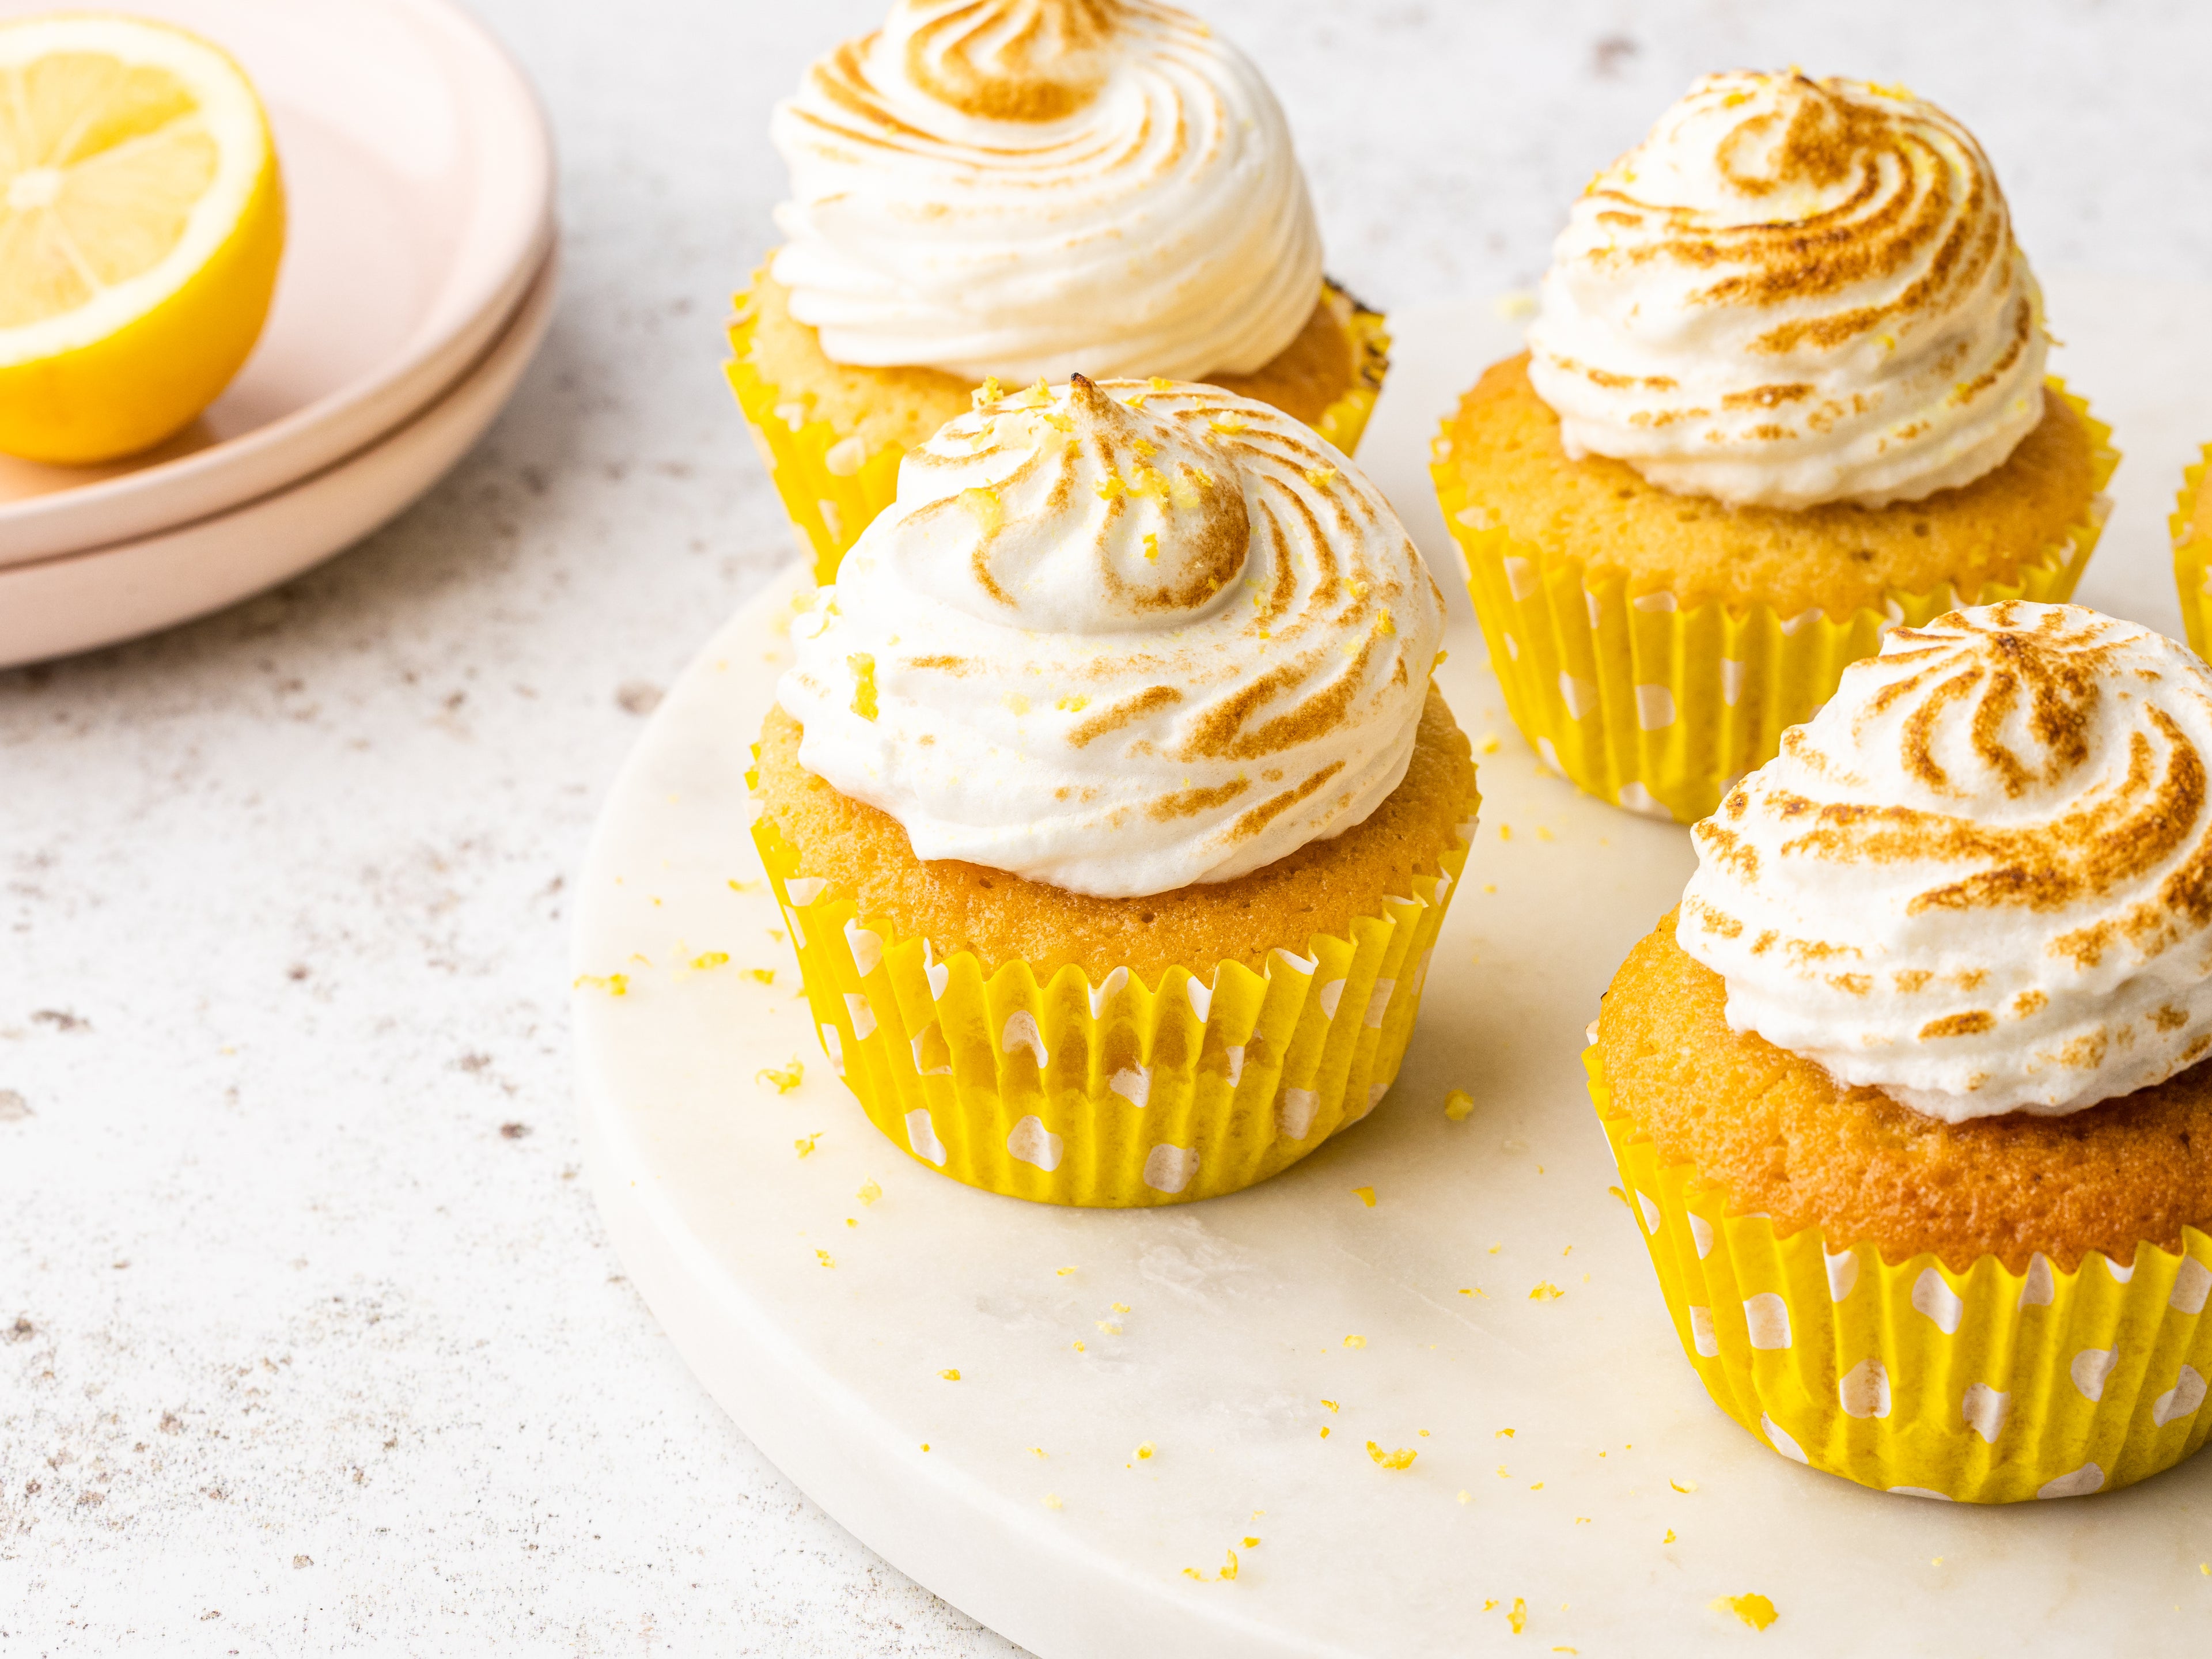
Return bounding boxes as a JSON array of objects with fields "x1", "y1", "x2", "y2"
[
  {"x1": 0, "y1": 0, "x2": 552, "y2": 567},
  {"x1": 0, "y1": 245, "x2": 557, "y2": 669}
]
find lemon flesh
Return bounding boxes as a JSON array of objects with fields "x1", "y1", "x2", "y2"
[{"x1": 0, "y1": 16, "x2": 285, "y2": 464}]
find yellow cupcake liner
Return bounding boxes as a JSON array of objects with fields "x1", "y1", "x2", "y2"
[
  {"x1": 1586, "y1": 1045, "x2": 2212, "y2": 1503},
  {"x1": 1433, "y1": 381, "x2": 2118, "y2": 825},
  {"x1": 726, "y1": 276, "x2": 1391, "y2": 586},
  {"x1": 2170, "y1": 444, "x2": 2212, "y2": 660},
  {"x1": 746, "y1": 800, "x2": 1473, "y2": 1208}
]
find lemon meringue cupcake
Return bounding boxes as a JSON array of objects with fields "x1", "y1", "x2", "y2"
[
  {"x1": 751, "y1": 377, "x2": 1477, "y2": 1206},
  {"x1": 730, "y1": 0, "x2": 1388, "y2": 582},
  {"x1": 1433, "y1": 71, "x2": 2116, "y2": 825},
  {"x1": 1592, "y1": 602, "x2": 2212, "y2": 1502}
]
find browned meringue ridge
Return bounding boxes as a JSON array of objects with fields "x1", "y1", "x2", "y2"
[{"x1": 1586, "y1": 71, "x2": 2012, "y2": 353}]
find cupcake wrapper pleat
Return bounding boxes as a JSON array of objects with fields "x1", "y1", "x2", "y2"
[
  {"x1": 1588, "y1": 1046, "x2": 2212, "y2": 1502},
  {"x1": 726, "y1": 275, "x2": 1391, "y2": 588},
  {"x1": 1434, "y1": 380, "x2": 2118, "y2": 824},
  {"x1": 747, "y1": 798, "x2": 1473, "y2": 1208},
  {"x1": 2171, "y1": 445, "x2": 2212, "y2": 662},
  {"x1": 725, "y1": 290, "x2": 906, "y2": 588}
]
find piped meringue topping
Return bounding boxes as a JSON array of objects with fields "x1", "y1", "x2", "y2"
[
  {"x1": 1680, "y1": 603, "x2": 2212, "y2": 1121},
  {"x1": 768, "y1": 0, "x2": 1323, "y2": 384},
  {"x1": 1527, "y1": 71, "x2": 2047, "y2": 510},
  {"x1": 778, "y1": 376, "x2": 1445, "y2": 897}
]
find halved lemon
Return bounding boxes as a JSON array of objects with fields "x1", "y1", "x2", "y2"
[{"x1": 0, "y1": 14, "x2": 285, "y2": 464}]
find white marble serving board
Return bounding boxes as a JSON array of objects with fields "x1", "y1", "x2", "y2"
[{"x1": 571, "y1": 279, "x2": 2212, "y2": 1658}]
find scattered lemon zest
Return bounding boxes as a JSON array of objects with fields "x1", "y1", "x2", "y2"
[
  {"x1": 1135, "y1": 1441, "x2": 1156, "y2": 1461},
  {"x1": 573, "y1": 973, "x2": 628, "y2": 997},
  {"x1": 1072, "y1": 1340, "x2": 1085, "y2": 1352},
  {"x1": 1509, "y1": 1598, "x2": 1528, "y2": 1634},
  {"x1": 1220, "y1": 1549, "x2": 1238, "y2": 1581},
  {"x1": 1243, "y1": 1536, "x2": 1260, "y2": 1548},
  {"x1": 1319, "y1": 1426, "x2": 1330, "y2": 1438},
  {"x1": 1343, "y1": 1335, "x2": 1366, "y2": 1350},
  {"x1": 815, "y1": 1249, "x2": 834, "y2": 1268},
  {"x1": 1321, "y1": 1399, "x2": 1339, "y2": 1412},
  {"x1": 756, "y1": 1059, "x2": 804, "y2": 1093},
  {"x1": 1149, "y1": 376, "x2": 1173, "y2": 392},
  {"x1": 972, "y1": 376, "x2": 1004, "y2": 408},
  {"x1": 1055, "y1": 694, "x2": 1090, "y2": 713},
  {"x1": 1304, "y1": 465, "x2": 1338, "y2": 487},
  {"x1": 1444, "y1": 1089, "x2": 1475, "y2": 1122},
  {"x1": 1142, "y1": 532, "x2": 1159, "y2": 562},
  {"x1": 1529, "y1": 1282, "x2": 1563, "y2": 1301},
  {"x1": 938, "y1": 1369, "x2": 961, "y2": 1381},
  {"x1": 1664, "y1": 1528, "x2": 1677, "y2": 1543},
  {"x1": 1713, "y1": 1594, "x2": 1778, "y2": 1631},
  {"x1": 1056, "y1": 1266, "x2": 1077, "y2": 1276},
  {"x1": 1497, "y1": 1428, "x2": 1516, "y2": 1439},
  {"x1": 794, "y1": 1134, "x2": 819, "y2": 1158},
  {"x1": 744, "y1": 967, "x2": 775, "y2": 984},
  {"x1": 848, "y1": 653, "x2": 878, "y2": 721},
  {"x1": 1671, "y1": 1478, "x2": 1698, "y2": 1494},
  {"x1": 1044, "y1": 1492, "x2": 1062, "y2": 1509},
  {"x1": 1479, "y1": 732, "x2": 1502, "y2": 754},
  {"x1": 1367, "y1": 1442, "x2": 1418, "y2": 1471},
  {"x1": 1353, "y1": 1185, "x2": 1376, "y2": 1207},
  {"x1": 857, "y1": 1178, "x2": 881, "y2": 1206},
  {"x1": 1498, "y1": 823, "x2": 1513, "y2": 841},
  {"x1": 1209, "y1": 414, "x2": 1248, "y2": 434},
  {"x1": 1097, "y1": 1320, "x2": 1121, "y2": 1334}
]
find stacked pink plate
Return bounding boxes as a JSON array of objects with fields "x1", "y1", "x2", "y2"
[{"x1": 0, "y1": 0, "x2": 556, "y2": 668}]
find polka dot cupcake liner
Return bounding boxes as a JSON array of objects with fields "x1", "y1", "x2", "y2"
[
  {"x1": 725, "y1": 280, "x2": 907, "y2": 589},
  {"x1": 1432, "y1": 380, "x2": 2116, "y2": 826},
  {"x1": 726, "y1": 272, "x2": 1391, "y2": 588},
  {"x1": 1586, "y1": 1044, "x2": 2212, "y2": 1503},
  {"x1": 2169, "y1": 443, "x2": 2212, "y2": 662},
  {"x1": 747, "y1": 806, "x2": 1474, "y2": 1209}
]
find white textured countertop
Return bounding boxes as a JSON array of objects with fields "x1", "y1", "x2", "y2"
[{"x1": 7, "y1": 2, "x2": 2212, "y2": 1652}]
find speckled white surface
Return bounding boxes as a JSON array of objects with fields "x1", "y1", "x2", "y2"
[{"x1": 9, "y1": 2, "x2": 2212, "y2": 1653}]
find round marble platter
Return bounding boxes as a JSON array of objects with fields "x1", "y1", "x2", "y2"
[{"x1": 573, "y1": 276, "x2": 2212, "y2": 1658}]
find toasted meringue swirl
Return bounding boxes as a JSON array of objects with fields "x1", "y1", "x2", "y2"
[
  {"x1": 1680, "y1": 603, "x2": 2212, "y2": 1121},
  {"x1": 778, "y1": 376, "x2": 1445, "y2": 897},
  {"x1": 768, "y1": 0, "x2": 1323, "y2": 383},
  {"x1": 1526, "y1": 71, "x2": 2047, "y2": 510}
]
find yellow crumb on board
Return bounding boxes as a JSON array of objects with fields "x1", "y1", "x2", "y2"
[
  {"x1": 815, "y1": 1250, "x2": 834, "y2": 1268},
  {"x1": 857, "y1": 1178, "x2": 881, "y2": 1206},
  {"x1": 1135, "y1": 1442, "x2": 1156, "y2": 1461},
  {"x1": 1072, "y1": 1340, "x2": 1086, "y2": 1352},
  {"x1": 1529, "y1": 1282, "x2": 1563, "y2": 1301},
  {"x1": 1321, "y1": 1399, "x2": 1339, "y2": 1412},
  {"x1": 1664, "y1": 1529, "x2": 1677, "y2": 1543},
  {"x1": 1713, "y1": 1593, "x2": 1778, "y2": 1631},
  {"x1": 1243, "y1": 1536, "x2": 1260, "y2": 1548},
  {"x1": 756, "y1": 1059, "x2": 803, "y2": 1093},
  {"x1": 794, "y1": 1134, "x2": 819, "y2": 1158},
  {"x1": 938, "y1": 1369, "x2": 961, "y2": 1381},
  {"x1": 1367, "y1": 1442, "x2": 1418, "y2": 1470},
  {"x1": 1496, "y1": 1427, "x2": 1516, "y2": 1438},
  {"x1": 1342, "y1": 1335, "x2": 1367, "y2": 1349},
  {"x1": 1509, "y1": 1598, "x2": 1528, "y2": 1634},
  {"x1": 1353, "y1": 1185, "x2": 1376, "y2": 1207},
  {"x1": 1319, "y1": 1426, "x2": 1331, "y2": 1439},
  {"x1": 1056, "y1": 1266, "x2": 1076, "y2": 1276},
  {"x1": 1220, "y1": 1549, "x2": 1239, "y2": 1581},
  {"x1": 1444, "y1": 1089, "x2": 1475, "y2": 1122}
]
